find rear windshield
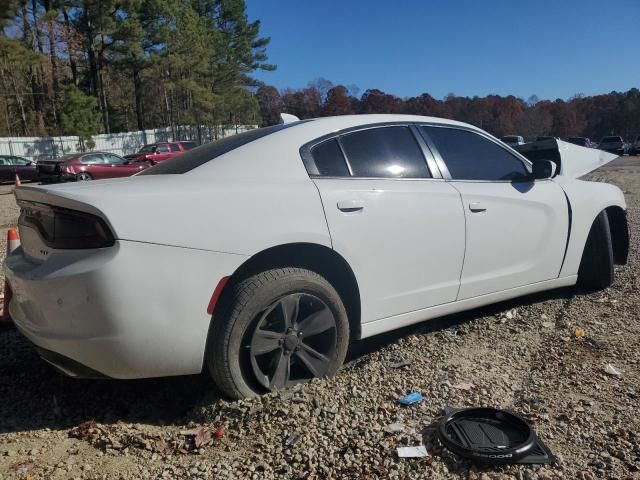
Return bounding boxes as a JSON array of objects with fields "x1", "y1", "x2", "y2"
[
  {"x1": 138, "y1": 123, "x2": 304, "y2": 175},
  {"x1": 602, "y1": 136, "x2": 622, "y2": 142}
]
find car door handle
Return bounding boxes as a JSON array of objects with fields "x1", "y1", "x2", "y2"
[
  {"x1": 337, "y1": 199, "x2": 365, "y2": 212},
  {"x1": 469, "y1": 202, "x2": 487, "y2": 213}
]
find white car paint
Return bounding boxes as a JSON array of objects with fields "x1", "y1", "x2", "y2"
[
  {"x1": 4, "y1": 114, "x2": 626, "y2": 380},
  {"x1": 314, "y1": 178, "x2": 465, "y2": 321},
  {"x1": 450, "y1": 180, "x2": 568, "y2": 299}
]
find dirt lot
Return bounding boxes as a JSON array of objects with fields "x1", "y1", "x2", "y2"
[{"x1": 1, "y1": 159, "x2": 639, "y2": 479}]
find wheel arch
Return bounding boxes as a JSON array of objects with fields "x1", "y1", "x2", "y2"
[
  {"x1": 213, "y1": 242, "x2": 362, "y2": 341},
  {"x1": 559, "y1": 181, "x2": 627, "y2": 278},
  {"x1": 605, "y1": 205, "x2": 629, "y2": 265}
]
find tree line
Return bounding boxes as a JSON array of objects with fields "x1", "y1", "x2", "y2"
[
  {"x1": 0, "y1": 0, "x2": 272, "y2": 143},
  {"x1": 1, "y1": 0, "x2": 638, "y2": 144},
  {"x1": 257, "y1": 80, "x2": 640, "y2": 141}
]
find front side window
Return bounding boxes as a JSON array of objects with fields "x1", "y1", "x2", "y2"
[
  {"x1": 422, "y1": 126, "x2": 529, "y2": 181},
  {"x1": 311, "y1": 139, "x2": 350, "y2": 177},
  {"x1": 11, "y1": 156, "x2": 30, "y2": 165},
  {"x1": 340, "y1": 126, "x2": 431, "y2": 178},
  {"x1": 156, "y1": 144, "x2": 170, "y2": 153},
  {"x1": 170, "y1": 144, "x2": 181, "y2": 152}
]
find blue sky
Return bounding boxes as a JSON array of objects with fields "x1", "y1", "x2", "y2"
[{"x1": 245, "y1": 0, "x2": 639, "y2": 101}]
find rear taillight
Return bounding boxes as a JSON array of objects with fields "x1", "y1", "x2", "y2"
[{"x1": 18, "y1": 201, "x2": 115, "y2": 249}]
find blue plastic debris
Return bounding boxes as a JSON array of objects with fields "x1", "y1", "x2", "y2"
[{"x1": 399, "y1": 391, "x2": 424, "y2": 406}]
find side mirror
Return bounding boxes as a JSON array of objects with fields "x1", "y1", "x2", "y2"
[{"x1": 532, "y1": 160, "x2": 557, "y2": 179}]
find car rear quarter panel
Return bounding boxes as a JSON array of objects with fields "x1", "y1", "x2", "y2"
[{"x1": 558, "y1": 179, "x2": 626, "y2": 277}]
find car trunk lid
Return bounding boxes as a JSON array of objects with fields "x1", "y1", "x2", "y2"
[{"x1": 514, "y1": 139, "x2": 618, "y2": 178}]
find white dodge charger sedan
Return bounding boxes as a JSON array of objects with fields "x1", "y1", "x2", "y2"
[{"x1": 5, "y1": 115, "x2": 629, "y2": 399}]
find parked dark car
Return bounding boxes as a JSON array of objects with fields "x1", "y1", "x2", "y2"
[
  {"x1": 37, "y1": 152, "x2": 149, "y2": 182},
  {"x1": 598, "y1": 136, "x2": 627, "y2": 155},
  {"x1": 630, "y1": 136, "x2": 640, "y2": 155},
  {"x1": 0, "y1": 155, "x2": 37, "y2": 182},
  {"x1": 567, "y1": 137, "x2": 593, "y2": 148},
  {"x1": 123, "y1": 141, "x2": 198, "y2": 165},
  {"x1": 535, "y1": 136, "x2": 559, "y2": 141}
]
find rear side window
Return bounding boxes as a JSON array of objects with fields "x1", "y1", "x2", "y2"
[
  {"x1": 139, "y1": 123, "x2": 304, "y2": 175},
  {"x1": 423, "y1": 126, "x2": 529, "y2": 181},
  {"x1": 81, "y1": 154, "x2": 104, "y2": 164},
  {"x1": 170, "y1": 144, "x2": 181, "y2": 152},
  {"x1": 340, "y1": 126, "x2": 431, "y2": 178},
  {"x1": 311, "y1": 139, "x2": 350, "y2": 176}
]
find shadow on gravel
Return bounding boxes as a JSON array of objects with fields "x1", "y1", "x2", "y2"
[
  {"x1": 348, "y1": 286, "x2": 578, "y2": 362},
  {"x1": 1, "y1": 286, "x2": 580, "y2": 435},
  {"x1": 0, "y1": 328, "x2": 221, "y2": 435}
]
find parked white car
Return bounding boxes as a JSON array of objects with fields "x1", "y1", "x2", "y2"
[{"x1": 5, "y1": 115, "x2": 629, "y2": 399}]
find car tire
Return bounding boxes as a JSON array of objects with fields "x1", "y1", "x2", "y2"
[
  {"x1": 76, "y1": 172, "x2": 92, "y2": 181},
  {"x1": 578, "y1": 210, "x2": 614, "y2": 290},
  {"x1": 207, "y1": 268, "x2": 350, "y2": 399}
]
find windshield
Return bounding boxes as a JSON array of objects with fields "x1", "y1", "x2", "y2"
[
  {"x1": 138, "y1": 145, "x2": 158, "y2": 153},
  {"x1": 139, "y1": 122, "x2": 306, "y2": 175},
  {"x1": 601, "y1": 136, "x2": 621, "y2": 143},
  {"x1": 501, "y1": 136, "x2": 520, "y2": 142}
]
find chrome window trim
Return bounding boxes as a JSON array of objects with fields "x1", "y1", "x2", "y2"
[{"x1": 300, "y1": 122, "x2": 441, "y2": 180}]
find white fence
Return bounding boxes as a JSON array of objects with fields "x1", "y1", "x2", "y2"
[{"x1": 0, "y1": 125, "x2": 256, "y2": 161}]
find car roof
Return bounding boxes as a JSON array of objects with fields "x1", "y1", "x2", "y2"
[{"x1": 187, "y1": 114, "x2": 509, "y2": 181}]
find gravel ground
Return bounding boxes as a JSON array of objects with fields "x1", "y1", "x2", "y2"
[{"x1": 0, "y1": 161, "x2": 639, "y2": 479}]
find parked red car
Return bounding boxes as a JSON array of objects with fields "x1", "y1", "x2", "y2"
[
  {"x1": 37, "y1": 152, "x2": 149, "y2": 182},
  {"x1": 123, "y1": 141, "x2": 198, "y2": 164}
]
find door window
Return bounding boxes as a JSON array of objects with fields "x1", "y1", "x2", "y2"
[
  {"x1": 156, "y1": 144, "x2": 170, "y2": 153},
  {"x1": 311, "y1": 139, "x2": 350, "y2": 177},
  {"x1": 80, "y1": 154, "x2": 104, "y2": 164},
  {"x1": 104, "y1": 154, "x2": 125, "y2": 164},
  {"x1": 10, "y1": 157, "x2": 30, "y2": 165},
  {"x1": 170, "y1": 144, "x2": 181, "y2": 152},
  {"x1": 340, "y1": 126, "x2": 431, "y2": 178},
  {"x1": 422, "y1": 126, "x2": 530, "y2": 181}
]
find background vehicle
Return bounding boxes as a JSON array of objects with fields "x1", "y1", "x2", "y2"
[
  {"x1": 629, "y1": 136, "x2": 640, "y2": 155},
  {"x1": 567, "y1": 137, "x2": 593, "y2": 148},
  {"x1": 500, "y1": 135, "x2": 525, "y2": 147},
  {"x1": 37, "y1": 152, "x2": 148, "y2": 182},
  {"x1": 0, "y1": 155, "x2": 37, "y2": 182},
  {"x1": 6, "y1": 115, "x2": 628, "y2": 400},
  {"x1": 598, "y1": 136, "x2": 627, "y2": 155},
  {"x1": 123, "y1": 141, "x2": 198, "y2": 164},
  {"x1": 535, "y1": 136, "x2": 559, "y2": 141}
]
